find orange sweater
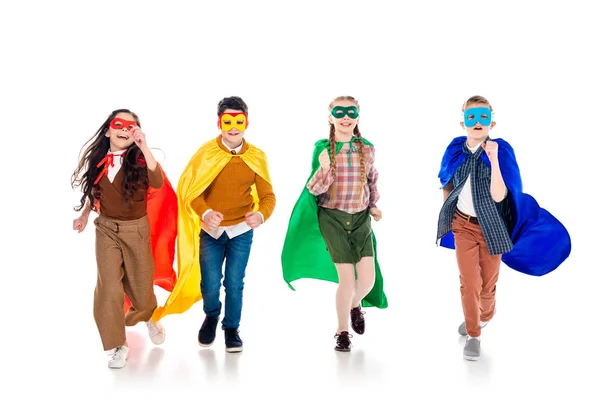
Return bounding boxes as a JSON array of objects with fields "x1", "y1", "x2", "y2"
[{"x1": 190, "y1": 138, "x2": 276, "y2": 226}]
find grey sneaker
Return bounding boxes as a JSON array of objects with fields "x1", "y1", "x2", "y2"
[{"x1": 463, "y1": 338, "x2": 481, "y2": 361}]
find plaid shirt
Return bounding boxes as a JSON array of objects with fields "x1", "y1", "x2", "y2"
[
  {"x1": 307, "y1": 142, "x2": 379, "y2": 214},
  {"x1": 436, "y1": 142, "x2": 513, "y2": 255}
]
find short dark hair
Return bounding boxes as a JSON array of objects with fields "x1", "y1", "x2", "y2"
[{"x1": 217, "y1": 96, "x2": 248, "y2": 116}]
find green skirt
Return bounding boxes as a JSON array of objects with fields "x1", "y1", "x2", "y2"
[{"x1": 317, "y1": 207, "x2": 374, "y2": 264}]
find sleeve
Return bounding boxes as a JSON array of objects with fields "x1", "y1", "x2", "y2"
[
  {"x1": 148, "y1": 163, "x2": 164, "y2": 189},
  {"x1": 190, "y1": 194, "x2": 210, "y2": 218},
  {"x1": 307, "y1": 167, "x2": 334, "y2": 196},
  {"x1": 255, "y1": 174, "x2": 276, "y2": 222}
]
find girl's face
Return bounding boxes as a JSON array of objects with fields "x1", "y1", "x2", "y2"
[
  {"x1": 105, "y1": 112, "x2": 137, "y2": 151},
  {"x1": 329, "y1": 99, "x2": 360, "y2": 136},
  {"x1": 460, "y1": 103, "x2": 496, "y2": 142}
]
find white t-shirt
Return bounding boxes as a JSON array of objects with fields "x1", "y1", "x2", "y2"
[{"x1": 456, "y1": 141, "x2": 482, "y2": 217}]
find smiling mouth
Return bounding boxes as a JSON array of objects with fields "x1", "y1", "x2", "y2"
[
  {"x1": 474, "y1": 127, "x2": 483, "y2": 131},
  {"x1": 117, "y1": 134, "x2": 130, "y2": 140}
]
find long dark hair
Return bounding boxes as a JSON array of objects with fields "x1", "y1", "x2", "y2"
[{"x1": 71, "y1": 109, "x2": 149, "y2": 212}]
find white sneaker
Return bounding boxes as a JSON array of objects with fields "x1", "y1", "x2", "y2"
[
  {"x1": 108, "y1": 345, "x2": 129, "y2": 369},
  {"x1": 146, "y1": 320, "x2": 166, "y2": 345}
]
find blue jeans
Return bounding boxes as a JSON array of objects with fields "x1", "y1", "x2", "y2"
[{"x1": 200, "y1": 229, "x2": 253, "y2": 329}]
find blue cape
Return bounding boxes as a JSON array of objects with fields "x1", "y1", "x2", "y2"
[{"x1": 438, "y1": 136, "x2": 571, "y2": 276}]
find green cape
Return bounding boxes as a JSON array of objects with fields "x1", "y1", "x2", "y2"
[{"x1": 280, "y1": 138, "x2": 388, "y2": 308}]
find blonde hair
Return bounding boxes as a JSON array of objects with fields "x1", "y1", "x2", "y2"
[
  {"x1": 462, "y1": 95, "x2": 494, "y2": 112},
  {"x1": 327, "y1": 96, "x2": 367, "y2": 201}
]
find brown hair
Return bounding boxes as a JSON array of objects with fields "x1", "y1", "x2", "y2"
[
  {"x1": 327, "y1": 96, "x2": 367, "y2": 201},
  {"x1": 462, "y1": 95, "x2": 494, "y2": 112},
  {"x1": 71, "y1": 109, "x2": 148, "y2": 212}
]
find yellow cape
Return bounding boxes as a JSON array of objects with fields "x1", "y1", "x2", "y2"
[{"x1": 152, "y1": 137, "x2": 272, "y2": 321}]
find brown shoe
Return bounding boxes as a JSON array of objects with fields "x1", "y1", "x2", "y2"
[
  {"x1": 350, "y1": 306, "x2": 365, "y2": 335},
  {"x1": 334, "y1": 331, "x2": 352, "y2": 352}
]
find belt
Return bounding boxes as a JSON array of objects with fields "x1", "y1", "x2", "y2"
[{"x1": 455, "y1": 209, "x2": 478, "y2": 224}]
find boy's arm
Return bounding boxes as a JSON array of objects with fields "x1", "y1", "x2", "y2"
[
  {"x1": 255, "y1": 175, "x2": 276, "y2": 222},
  {"x1": 490, "y1": 162, "x2": 508, "y2": 202},
  {"x1": 191, "y1": 194, "x2": 210, "y2": 219},
  {"x1": 483, "y1": 140, "x2": 508, "y2": 202},
  {"x1": 443, "y1": 182, "x2": 454, "y2": 201}
]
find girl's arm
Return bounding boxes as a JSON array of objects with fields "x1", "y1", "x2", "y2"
[
  {"x1": 73, "y1": 199, "x2": 93, "y2": 233},
  {"x1": 307, "y1": 149, "x2": 334, "y2": 195}
]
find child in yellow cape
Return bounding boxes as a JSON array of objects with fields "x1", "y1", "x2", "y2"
[{"x1": 154, "y1": 96, "x2": 276, "y2": 353}]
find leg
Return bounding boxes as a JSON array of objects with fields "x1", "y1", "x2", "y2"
[
  {"x1": 122, "y1": 219, "x2": 158, "y2": 327},
  {"x1": 94, "y1": 220, "x2": 126, "y2": 351},
  {"x1": 222, "y1": 230, "x2": 253, "y2": 330},
  {"x1": 479, "y1": 238, "x2": 501, "y2": 323},
  {"x1": 349, "y1": 256, "x2": 375, "y2": 335},
  {"x1": 335, "y1": 263, "x2": 356, "y2": 333},
  {"x1": 352, "y1": 256, "x2": 375, "y2": 308},
  {"x1": 453, "y1": 217, "x2": 483, "y2": 338},
  {"x1": 200, "y1": 230, "x2": 227, "y2": 318}
]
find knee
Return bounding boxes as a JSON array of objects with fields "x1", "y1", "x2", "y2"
[
  {"x1": 358, "y1": 274, "x2": 375, "y2": 289},
  {"x1": 338, "y1": 276, "x2": 356, "y2": 291},
  {"x1": 95, "y1": 284, "x2": 124, "y2": 302},
  {"x1": 201, "y1": 278, "x2": 221, "y2": 294},
  {"x1": 460, "y1": 281, "x2": 482, "y2": 295},
  {"x1": 223, "y1": 277, "x2": 244, "y2": 294}
]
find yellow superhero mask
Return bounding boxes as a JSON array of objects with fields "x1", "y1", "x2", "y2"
[{"x1": 219, "y1": 112, "x2": 248, "y2": 131}]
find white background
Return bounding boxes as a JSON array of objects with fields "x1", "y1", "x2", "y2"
[{"x1": 1, "y1": 0, "x2": 599, "y2": 399}]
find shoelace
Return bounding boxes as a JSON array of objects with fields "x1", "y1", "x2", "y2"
[
  {"x1": 351, "y1": 308, "x2": 365, "y2": 318},
  {"x1": 334, "y1": 332, "x2": 353, "y2": 347},
  {"x1": 110, "y1": 346, "x2": 126, "y2": 360},
  {"x1": 227, "y1": 331, "x2": 240, "y2": 340}
]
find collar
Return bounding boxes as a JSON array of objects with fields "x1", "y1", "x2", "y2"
[{"x1": 218, "y1": 136, "x2": 247, "y2": 155}]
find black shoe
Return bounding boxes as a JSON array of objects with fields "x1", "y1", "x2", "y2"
[
  {"x1": 350, "y1": 306, "x2": 365, "y2": 335},
  {"x1": 198, "y1": 316, "x2": 219, "y2": 347},
  {"x1": 334, "y1": 331, "x2": 352, "y2": 352},
  {"x1": 224, "y1": 328, "x2": 243, "y2": 353}
]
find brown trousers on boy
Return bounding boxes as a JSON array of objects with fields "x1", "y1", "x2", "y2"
[
  {"x1": 93, "y1": 215, "x2": 157, "y2": 350},
  {"x1": 452, "y1": 211, "x2": 501, "y2": 337}
]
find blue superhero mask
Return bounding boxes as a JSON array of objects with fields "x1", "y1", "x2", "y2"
[{"x1": 463, "y1": 107, "x2": 492, "y2": 127}]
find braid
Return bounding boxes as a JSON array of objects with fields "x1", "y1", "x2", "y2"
[
  {"x1": 354, "y1": 126, "x2": 366, "y2": 202},
  {"x1": 328, "y1": 123, "x2": 337, "y2": 199}
]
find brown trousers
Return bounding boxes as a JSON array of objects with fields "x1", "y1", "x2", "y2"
[
  {"x1": 93, "y1": 215, "x2": 157, "y2": 350},
  {"x1": 452, "y1": 212, "x2": 501, "y2": 337}
]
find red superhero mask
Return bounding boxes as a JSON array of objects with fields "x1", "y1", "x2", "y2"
[{"x1": 110, "y1": 118, "x2": 138, "y2": 131}]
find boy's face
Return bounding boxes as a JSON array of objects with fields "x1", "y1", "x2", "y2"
[
  {"x1": 218, "y1": 108, "x2": 247, "y2": 148},
  {"x1": 460, "y1": 103, "x2": 496, "y2": 142}
]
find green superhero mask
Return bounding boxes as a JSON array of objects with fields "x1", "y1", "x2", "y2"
[{"x1": 331, "y1": 106, "x2": 359, "y2": 119}]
